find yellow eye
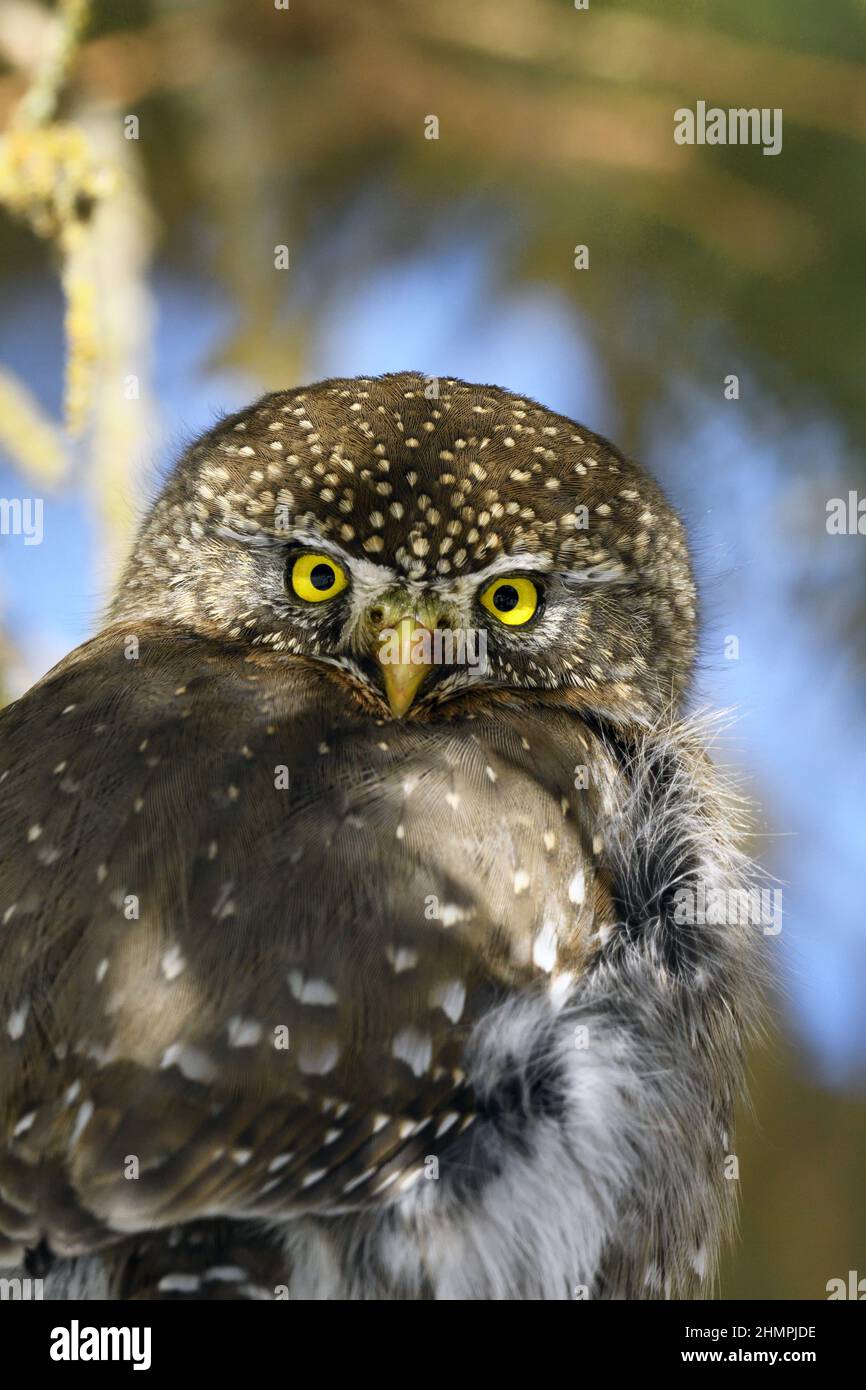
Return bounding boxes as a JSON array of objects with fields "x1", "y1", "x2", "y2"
[
  {"x1": 480, "y1": 575, "x2": 539, "y2": 626},
  {"x1": 290, "y1": 552, "x2": 348, "y2": 603}
]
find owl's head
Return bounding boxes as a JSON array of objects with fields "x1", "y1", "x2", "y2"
[{"x1": 113, "y1": 373, "x2": 696, "y2": 724}]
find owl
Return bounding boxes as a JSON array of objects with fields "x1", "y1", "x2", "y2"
[{"x1": 0, "y1": 373, "x2": 762, "y2": 1300}]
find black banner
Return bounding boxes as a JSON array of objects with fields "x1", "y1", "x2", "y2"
[{"x1": 2, "y1": 1298, "x2": 860, "y2": 1375}]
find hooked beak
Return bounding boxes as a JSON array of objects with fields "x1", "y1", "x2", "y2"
[{"x1": 373, "y1": 614, "x2": 434, "y2": 719}]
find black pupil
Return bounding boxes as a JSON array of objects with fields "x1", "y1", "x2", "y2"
[
  {"x1": 310, "y1": 563, "x2": 335, "y2": 591},
  {"x1": 493, "y1": 584, "x2": 520, "y2": 612}
]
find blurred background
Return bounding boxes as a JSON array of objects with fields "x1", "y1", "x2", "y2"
[{"x1": 0, "y1": 0, "x2": 863, "y2": 1297}]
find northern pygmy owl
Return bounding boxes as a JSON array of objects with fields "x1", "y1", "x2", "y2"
[{"x1": 0, "y1": 373, "x2": 761, "y2": 1299}]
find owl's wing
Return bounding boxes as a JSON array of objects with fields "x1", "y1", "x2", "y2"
[{"x1": 0, "y1": 623, "x2": 609, "y2": 1261}]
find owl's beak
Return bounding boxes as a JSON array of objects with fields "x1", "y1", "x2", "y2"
[{"x1": 373, "y1": 615, "x2": 434, "y2": 718}]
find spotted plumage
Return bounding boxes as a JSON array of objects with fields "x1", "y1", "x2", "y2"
[{"x1": 0, "y1": 373, "x2": 762, "y2": 1299}]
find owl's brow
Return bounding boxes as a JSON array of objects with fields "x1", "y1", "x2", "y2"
[
  {"x1": 558, "y1": 560, "x2": 634, "y2": 586},
  {"x1": 216, "y1": 524, "x2": 399, "y2": 587},
  {"x1": 432, "y1": 551, "x2": 632, "y2": 596},
  {"x1": 217, "y1": 525, "x2": 630, "y2": 591}
]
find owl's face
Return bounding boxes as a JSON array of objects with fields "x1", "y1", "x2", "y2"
[{"x1": 113, "y1": 373, "x2": 696, "y2": 723}]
